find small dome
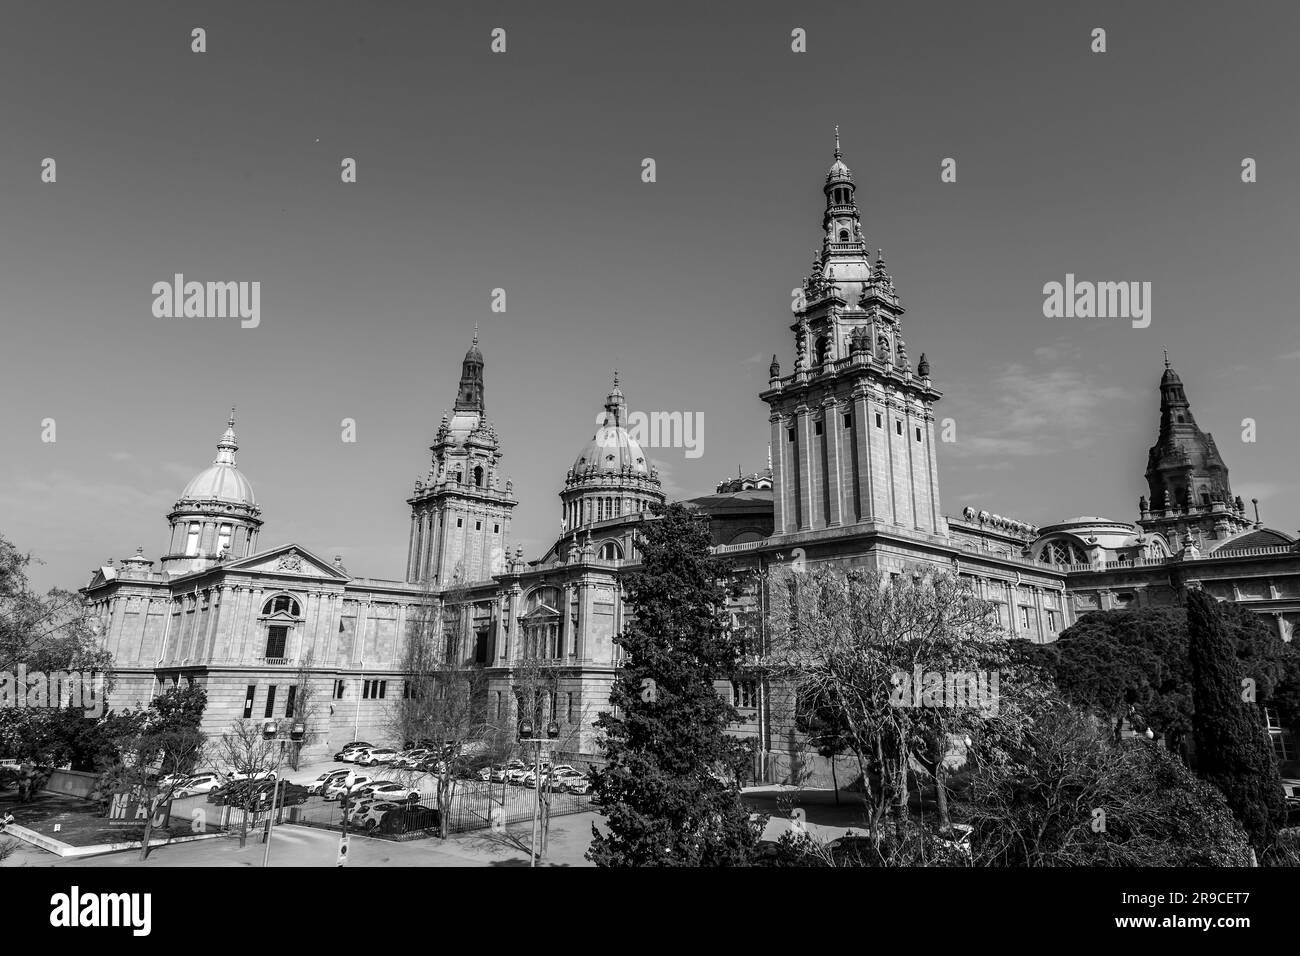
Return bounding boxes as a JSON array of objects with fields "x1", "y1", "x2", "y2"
[
  {"x1": 178, "y1": 413, "x2": 256, "y2": 506},
  {"x1": 571, "y1": 373, "x2": 651, "y2": 476},
  {"x1": 826, "y1": 158, "x2": 853, "y2": 182}
]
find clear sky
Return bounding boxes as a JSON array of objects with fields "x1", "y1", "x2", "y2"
[{"x1": 3, "y1": 0, "x2": 1298, "y2": 593}]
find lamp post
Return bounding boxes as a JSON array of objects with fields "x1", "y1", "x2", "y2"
[{"x1": 261, "y1": 720, "x2": 305, "y2": 868}]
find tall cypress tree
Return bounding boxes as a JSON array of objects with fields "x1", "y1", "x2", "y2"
[
  {"x1": 1186, "y1": 588, "x2": 1284, "y2": 851},
  {"x1": 587, "y1": 503, "x2": 761, "y2": 866}
]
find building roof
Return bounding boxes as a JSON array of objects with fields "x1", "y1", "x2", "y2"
[{"x1": 178, "y1": 412, "x2": 256, "y2": 507}]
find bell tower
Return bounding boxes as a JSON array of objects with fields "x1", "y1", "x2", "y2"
[
  {"x1": 406, "y1": 328, "x2": 517, "y2": 586},
  {"x1": 761, "y1": 131, "x2": 944, "y2": 537}
]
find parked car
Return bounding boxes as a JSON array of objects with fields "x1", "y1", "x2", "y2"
[
  {"x1": 226, "y1": 769, "x2": 277, "y2": 782},
  {"x1": 393, "y1": 749, "x2": 431, "y2": 770},
  {"x1": 357, "y1": 748, "x2": 399, "y2": 767},
  {"x1": 175, "y1": 773, "x2": 224, "y2": 798},
  {"x1": 378, "y1": 803, "x2": 442, "y2": 835},
  {"x1": 506, "y1": 761, "x2": 537, "y2": 785},
  {"x1": 333, "y1": 741, "x2": 373, "y2": 761},
  {"x1": 353, "y1": 800, "x2": 403, "y2": 831},
  {"x1": 307, "y1": 769, "x2": 350, "y2": 795},
  {"x1": 554, "y1": 768, "x2": 591, "y2": 794},
  {"x1": 323, "y1": 774, "x2": 373, "y2": 801},
  {"x1": 416, "y1": 757, "x2": 448, "y2": 775},
  {"x1": 488, "y1": 760, "x2": 526, "y2": 784},
  {"x1": 336, "y1": 745, "x2": 373, "y2": 763},
  {"x1": 520, "y1": 763, "x2": 558, "y2": 788},
  {"x1": 355, "y1": 781, "x2": 421, "y2": 803}
]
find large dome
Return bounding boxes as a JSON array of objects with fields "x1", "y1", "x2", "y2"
[
  {"x1": 178, "y1": 415, "x2": 256, "y2": 506},
  {"x1": 571, "y1": 378, "x2": 650, "y2": 475}
]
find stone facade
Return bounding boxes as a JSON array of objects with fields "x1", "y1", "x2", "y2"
[{"x1": 82, "y1": 131, "x2": 1300, "y2": 780}]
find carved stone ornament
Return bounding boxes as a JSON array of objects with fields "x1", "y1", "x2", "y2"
[{"x1": 277, "y1": 550, "x2": 304, "y2": 573}]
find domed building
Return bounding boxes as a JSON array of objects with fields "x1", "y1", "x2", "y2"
[
  {"x1": 160, "y1": 411, "x2": 263, "y2": 574},
  {"x1": 80, "y1": 131, "x2": 1300, "y2": 781},
  {"x1": 559, "y1": 373, "x2": 664, "y2": 539}
]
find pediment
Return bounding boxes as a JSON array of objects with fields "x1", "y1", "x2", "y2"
[{"x1": 224, "y1": 544, "x2": 349, "y2": 580}]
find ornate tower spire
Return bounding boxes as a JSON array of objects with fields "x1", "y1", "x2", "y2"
[
  {"x1": 454, "y1": 327, "x2": 486, "y2": 413},
  {"x1": 1139, "y1": 359, "x2": 1250, "y2": 544}
]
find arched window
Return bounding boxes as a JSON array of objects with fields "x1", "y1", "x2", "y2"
[
  {"x1": 184, "y1": 523, "x2": 201, "y2": 556},
  {"x1": 262, "y1": 595, "x2": 301, "y2": 617},
  {"x1": 473, "y1": 465, "x2": 484, "y2": 488},
  {"x1": 598, "y1": 541, "x2": 622, "y2": 561}
]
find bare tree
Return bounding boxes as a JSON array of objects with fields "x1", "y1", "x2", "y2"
[
  {"x1": 765, "y1": 563, "x2": 1010, "y2": 843},
  {"x1": 287, "y1": 651, "x2": 319, "y2": 771},
  {"x1": 207, "y1": 719, "x2": 283, "y2": 848}
]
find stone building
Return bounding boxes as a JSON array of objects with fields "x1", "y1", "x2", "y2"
[{"x1": 83, "y1": 131, "x2": 1300, "y2": 776}]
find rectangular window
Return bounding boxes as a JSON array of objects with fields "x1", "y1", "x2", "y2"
[
  {"x1": 895, "y1": 420, "x2": 903, "y2": 436},
  {"x1": 1019, "y1": 607, "x2": 1031, "y2": 630},
  {"x1": 474, "y1": 630, "x2": 489, "y2": 664},
  {"x1": 265, "y1": 625, "x2": 288, "y2": 659},
  {"x1": 264, "y1": 686, "x2": 277, "y2": 718},
  {"x1": 843, "y1": 414, "x2": 852, "y2": 428},
  {"x1": 362, "y1": 679, "x2": 371, "y2": 700},
  {"x1": 242, "y1": 684, "x2": 256, "y2": 719},
  {"x1": 787, "y1": 427, "x2": 796, "y2": 442},
  {"x1": 496, "y1": 692, "x2": 503, "y2": 721},
  {"x1": 216, "y1": 523, "x2": 232, "y2": 555},
  {"x1": 494, "y1": 524, "x2": 500, "y2": 534},
  {"x1": 915, "y1": 427, "x2": 922, "y2": 441},
  {"x1": 376, "y1": 680, "x2": 386, "y2": 700},
  {"x1": 566, "y1": 692, "x2": 575, "y2": 724},
  {"x1": 814, "y1": 420, "x2": 823, "y2": 436},
  {"x1": 333, "y1": 679, "x2": 345, "y2": 700},
  {"x1": 875, "y1": 413, "x2": 883, "y2": 428},
  {"x1": 285, "y1": 684, "x2": 297, "y2": 718},
  {"x1": 475, "y1": 520, "x2": 482, "y2": 531},
  {"x1": 1046, "y1": 610, "x2": 1058, "y2": 632},
  {"x1": 456, "y1": 518, "x2": 463, "y2": 528},
  {"x1": 731, "y1": 680, "x2": 757, "y2": 709},
  {"x1": 185, "y1": 523, "x2": 201, "y2": 556}
]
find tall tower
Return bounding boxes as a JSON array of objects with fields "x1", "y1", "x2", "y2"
[
  {"x1": 161, "y1": 410, "x2": 263, "y2": 573},
  {"x1": 406, "y1": 329, "x2": 517, "y2": 586},
  {"x1": 560, "y1": 373, "x2": 665, "y2": 532},
  {"x1": 1138, "y1": 356, "x2": 1252, "y2": 546},
  {"x1": 760, "y1": 131, "x2": 944, "y2": 537}
]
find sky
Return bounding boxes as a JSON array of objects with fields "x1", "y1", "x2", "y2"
[{"x1": 2, "y1": 0, "x2": 1298, "y2": 593}]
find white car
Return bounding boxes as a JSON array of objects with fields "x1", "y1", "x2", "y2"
[
  {"x1": 355, "y1": 781, "x2": 421, "y2": 803},
  {"x1": 554, "y1": 768, "x2": 591, "y2": 794},
  {"x1": 226, "y1": 769, "x2": 277, "y2": 782},
  {"x1": 323, "y1": 774, "x2": 373, "y2": 800},
  {"x1": 307, "y1": 770, "x2": 350, "y2": 795},
  {"x1": 352, "y1": 800, "x2": 402, "y2": 831},
  {"x1": 507, "y1": 762, "x2": 540, "y2": 785},
  {"x1": 175, "y1": 773, "x2": 224, "y2": 797},
  {"x1": 393, "y1": 749, "x2": 431, "y2": 770},
  {"x1": 338, "y1": 746, "x2": 370, "y2": 763},
  {"x1": 520, "y1": 764, "x2": 559, "y2": 788},
  {"x1": 357, "y1": 748, "x2": 399, "y2": 767}
]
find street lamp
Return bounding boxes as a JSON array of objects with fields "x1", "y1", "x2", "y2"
[{"x1": 260, "y1": 719, "x2": 291, "y2": 868}]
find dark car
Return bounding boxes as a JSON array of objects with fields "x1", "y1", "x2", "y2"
[{"x1": 377, "y1": 803, "x2": 442, "y2": 835}]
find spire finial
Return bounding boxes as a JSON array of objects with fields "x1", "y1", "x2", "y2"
[
  {"x1": 613, "y1": 367, "x2": 619, "y2": 388},
  {"x1": 228, "y1": 406, "x2": 236, "y2": 427},
  {"x1": 1163, "y1": 348, "x2": 1170, "y2": 369},
  {"x1": 833, "y1": 125, "x2": 841, "y2": 160},
  {"x1": 473, "y1": 322, "x2": 479, "y2": 346}
]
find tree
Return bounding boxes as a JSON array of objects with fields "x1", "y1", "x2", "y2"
[
  {"x1": 390, "y1": 571, "x2": 499, "y2": 838},
  {"x1": 1186, "y1": 589, "x2": 1285, "y2": 853},
  {"x1": 965, "y1": 701, "x2": 1252, "y2": 866},
  {"x1": 587, "y1": 503, "x2": 761, "y2": 867},
  {"x1": 207, "y1": 719, "x2": 281, "y2": 849},
  {"x1": 96, "y1": 685, "x2": 207, "y2": 860},
  {"x1": 286, "y1": 652, "x2": 320, "y2": 771},
  {"x1": 0, "y1": 533, "x2": 112, "y2": 678},
  {"x1": 766, "y1": 563, "x2": 1012, "y2": 842},
  {"x1": 1021, "y1": 602, "x2": 1300, "y2": 761}
]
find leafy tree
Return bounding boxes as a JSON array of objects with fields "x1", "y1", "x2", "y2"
[
  {"x1": 0, "y1": 533, "x2": 112, "y2": 678},
  {"x1": 1021, "y1": 602, "x2": 1300, "y2": 761},
  {"x1": 587, "y1": 503, "x2": 761, "y2": 867},
  {"x1": 1186, "y1": 589, "x2": 1285, "y2": 852},
  {"x1": 965, "y1": 701, "x2": 1252, "y2": 866}
]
